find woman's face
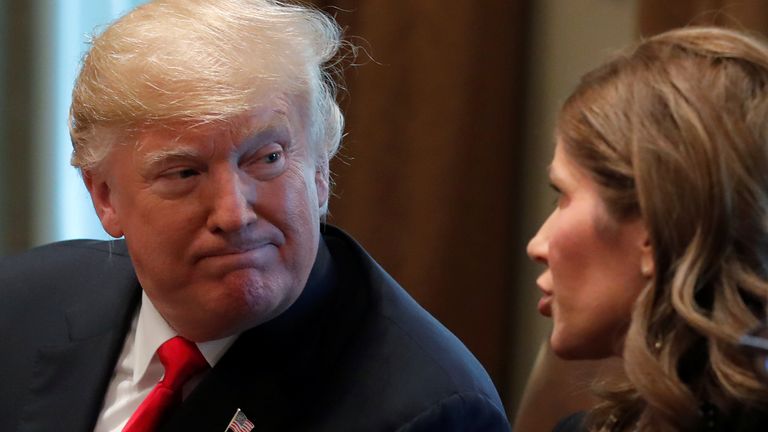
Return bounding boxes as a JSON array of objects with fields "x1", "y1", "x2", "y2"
[{"x1": 527, "y1": 141, "x2": 651, "y2": 359}]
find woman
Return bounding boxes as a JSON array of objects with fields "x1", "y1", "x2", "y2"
[{"x1": 526, "y1": 26, "x2": 768, "y2": 431}]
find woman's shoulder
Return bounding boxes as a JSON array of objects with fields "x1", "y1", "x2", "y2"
[
  {"x1": 552, "y1": 412, "x2": 587, "y2": 432},
  {"x1": 723, "y1": 406, "x2": 768, "y2": 432}
]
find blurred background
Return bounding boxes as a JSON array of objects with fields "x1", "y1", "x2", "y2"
[{"x1": 1, "y1": 0, "x2": 768, "y2": 419}]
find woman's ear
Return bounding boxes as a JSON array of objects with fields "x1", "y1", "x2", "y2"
[{"x1": 640, "y1": 235, "x2": 654, "y2": 278}]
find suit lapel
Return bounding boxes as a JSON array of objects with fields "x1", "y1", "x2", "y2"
[
  {"x1": 159, "y1": 319, "x2": 333, "y2": 431},
  {"x1": 17, "y1": 270, "x2": 140, "y2": 432},
  {"x1": 17, "y1": 329, "x2": 130, "y2": 432}
]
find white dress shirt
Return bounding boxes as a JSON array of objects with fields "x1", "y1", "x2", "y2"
[{"x1": 93, "y1": 292, "x2": 238, "y2": 432}]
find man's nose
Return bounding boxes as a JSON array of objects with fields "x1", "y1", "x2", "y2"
[{"x1": 206, "y1": 170, "x2": 257, "y2": 233}]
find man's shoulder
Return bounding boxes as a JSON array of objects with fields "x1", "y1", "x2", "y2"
[
  {"x1": 318, "y1": 225, "x2": 509, "y2": 430},
  {"x1": 5, "y1": 238, "x2": 128, "y2": 258},
  {"x1": 0, "y1": 239, "x2": 135, "y2": 308},
  {"x1": 322, "y1": 224, "x2": 495, "y2": 388},
  {"x1": 1, "y1": 238, "x2": 129, "y2": 270},
  {"x1": 0, "y1": 239, "x2": 139, "y2": 432}
]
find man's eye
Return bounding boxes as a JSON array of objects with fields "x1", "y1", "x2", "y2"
[
  {"x1": 165, "y1": 168, "x2": 199, "y2": 179},
  {"x1": 241, "y1": 145, "x2": 286, "y2": 180},
  {"x1": 264, "y1": 151, "x2": 282, "y2": 164},
  {"x1": 178, "y1": 169, "x2": 200, "y2": 179}
]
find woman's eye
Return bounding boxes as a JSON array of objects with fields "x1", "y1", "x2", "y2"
[{"x1": 549, "y1": 183, "x2": 562, "y2": 205}]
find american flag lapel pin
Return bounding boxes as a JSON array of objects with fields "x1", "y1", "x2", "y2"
[{"x1": 224, "y1": 408, "x2": 255, "y2": 432}]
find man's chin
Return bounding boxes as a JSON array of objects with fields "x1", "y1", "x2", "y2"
[
  {"x1": 195, "y1": 285, "x2": 299, "y2": 338},
  {"x1": 175, "y1": 312, "x2": 269, "y2": 342}
]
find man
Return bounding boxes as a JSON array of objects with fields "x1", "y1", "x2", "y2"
[{"x1": 0, "y1": 1, "x2": 509, "y2": 431}]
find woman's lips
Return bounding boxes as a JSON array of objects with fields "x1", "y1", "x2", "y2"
[
  {"x1": 536, "y1": 276, "x2": 553, "y2": 317},
  {"x1": 537, "y1": 293, "x2": 553, "y2": 317}
]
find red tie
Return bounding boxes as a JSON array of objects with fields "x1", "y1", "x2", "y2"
[{"x1": 123, "y1": 336, "x2": 209, "y2": 432}]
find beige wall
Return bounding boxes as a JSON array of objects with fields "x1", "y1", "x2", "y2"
[{"x1": 508, "y1": 0, "x2": 638, "y2": 413}]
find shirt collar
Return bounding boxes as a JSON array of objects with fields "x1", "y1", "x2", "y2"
[{"x1": 133, "y1": 291, "x2": 238, "y2": 383}]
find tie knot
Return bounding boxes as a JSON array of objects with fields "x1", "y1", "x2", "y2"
[{"x1": 157, "y1": 336, "x2": 209, "y2": 391}]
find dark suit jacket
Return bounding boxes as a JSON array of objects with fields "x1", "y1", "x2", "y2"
[{"x1": 0, "y1": 225, "x2": 509, "y2": 431}]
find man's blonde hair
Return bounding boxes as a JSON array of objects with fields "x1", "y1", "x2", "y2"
[{"x1": 70, "y1": 0, "x2": 344, "y2": 173}]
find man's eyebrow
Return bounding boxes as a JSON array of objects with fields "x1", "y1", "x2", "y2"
[
  {"x1": 140, "y1": 114, "x2": 291, "y2": 167},
  {"x1": 239, "y1": 122, "x2": 292, "y2": 148},
  {"x1": 142, "y1": 147, "x2": 202, "y2": 168}
]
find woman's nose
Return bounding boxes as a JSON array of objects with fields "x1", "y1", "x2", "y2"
[{"x1": 527, "y1": 215, "x2": 551, "y2": 265}]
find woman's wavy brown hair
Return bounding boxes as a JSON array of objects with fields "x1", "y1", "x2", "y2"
[{"x1": 558, "y1": 26, "x2": 768, "y2": 431}]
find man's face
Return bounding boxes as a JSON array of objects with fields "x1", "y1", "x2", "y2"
[{"x1": 85, "y1": 94, "x2": 328, "y2": 341}]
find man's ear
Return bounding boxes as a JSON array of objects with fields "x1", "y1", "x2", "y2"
[
  {"x1": 82, "y1": 169, "x2": 124, "y2": 238},
  {"x1": 640, "y1": 234, "x2": 654, "y2": 279},
  {"x1": 314, "y1": 158, "x2": 330, "y2": 210}
]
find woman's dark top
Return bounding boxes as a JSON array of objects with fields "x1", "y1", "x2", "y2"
[
  {"x1": 552, "y1": 409, "x2": 768, "y2": 432},
  {"x1": 552, "y1": 412, "x2": 585, "y2": 432}
]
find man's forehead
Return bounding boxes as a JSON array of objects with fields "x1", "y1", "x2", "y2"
[
  {"x1": 137, "y1": 106, "x2": 292, "y2": 146},
  {"x1": 105, "y1": 91, "x2": 318, "y2": 170}
]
